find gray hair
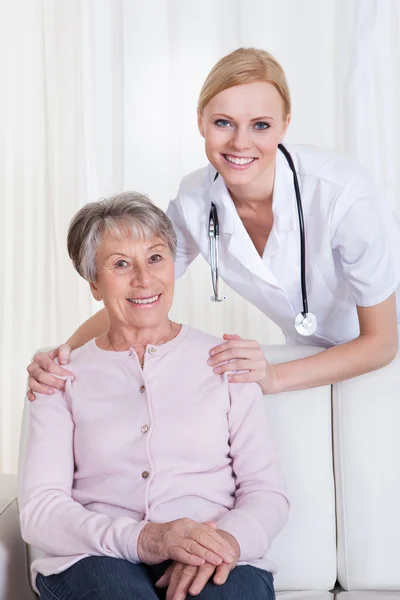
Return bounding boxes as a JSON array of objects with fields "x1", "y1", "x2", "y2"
[{"x1": 67, "y1": 191, "x2": 177, "y2": 282}]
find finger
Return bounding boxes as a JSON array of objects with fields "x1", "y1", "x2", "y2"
[
  {"x1": 203, "y1": 521, "x2": 218, "y2": 529},
  {"x1": 213, "y1": 562, "x2": 232, "y2": 585},
  {"x1": 28, "y1": 371, "x2": 66, "y2": 393},
  {"x1": 227, "y1": 372, "x2": 259, "y2": 384},
  {"x1": 28, "y1": 353, "x2": 74, "y2": 378},
  {"x1": 169, "y1": 565, "x2": 198, "y2": 600},
  {"x1": 156, "y1": 563, "x2": 173, "y2": 588},
  {"x1": 191, "y1": 530, "x2": 236, "y2": 563},
  {"x1": 208, "y1": 347, "x2": 261, "y2": 368},
  {"x1": 189, "y1": 563, "x2": 216, "y2": 596},
  {"x1": 165, "y1": 563, "x2": 185, "y2": 600},
  {"x1": 28, "y1": 378, "x2": 57, "y2": 396},
  {"x1": 212, "y1": 360, "x2": 254, "y2": 375},
  {"x1": 223, "y1": 333, "x2": 242, "y2": 341},
  {"x1": 181, "y1": 540, "x2": 224, "y2": 566},
  {"x1": 27, "y1": 390, "x2": 36, "y2": 402},
  {"x1": 210, "y1": 346, "x2": 263, "y2": 363},
  {"x1": 57, "y1": 344, "x2": 72, "y2": 365},
  {"x1": 209, "y1": 339, "x2": 259, "y2": 358},
  {"x1": 169, "y1": 547, "x2": 205, "y2": 566}
]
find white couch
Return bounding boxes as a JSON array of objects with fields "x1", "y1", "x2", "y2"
[{"x1": 1, "y1": 344, "x2": 400, "y2": 599}]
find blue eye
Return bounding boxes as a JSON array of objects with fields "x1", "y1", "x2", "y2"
[
  {"x1": 254, "y1": 122, "x2": 270, "y2": 130},
  {"x1": 215, "y1": 119, "x2": 232, "y2": 128}
]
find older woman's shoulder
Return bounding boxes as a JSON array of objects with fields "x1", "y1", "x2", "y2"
[
  {"x1": 182, "y1": 325, "x2": 223, "y2": 354},
  {"x1": 54, "y1": 340, "x2": 105, "y2": 373}
]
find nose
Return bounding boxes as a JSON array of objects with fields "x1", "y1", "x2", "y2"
[
  {"x1": 231, "y1": 126, "x2": 252, "y2": 151},
  {"x1": 131, "y1": 264, "x2": 153, "y2": 288}
]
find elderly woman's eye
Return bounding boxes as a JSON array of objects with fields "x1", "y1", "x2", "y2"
[
  {"x1": 115, "y1": 259, "x2": 129, "y2": 268},
  {"x1": 149, "y1": 254, "x2": 163, "y2": 263}
]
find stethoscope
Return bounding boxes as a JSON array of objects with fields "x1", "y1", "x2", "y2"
[{"x1": 208, "y1": 143, "x2": 317, "y2": 337}]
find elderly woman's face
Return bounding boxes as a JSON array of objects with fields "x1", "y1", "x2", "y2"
[{"x1": 90, "y1": 231, "x2": 175, "y2": 330}]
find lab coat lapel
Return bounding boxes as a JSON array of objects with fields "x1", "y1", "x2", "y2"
[{"x1": 209, "y1": 172, "x2": 281, "y2": 288}]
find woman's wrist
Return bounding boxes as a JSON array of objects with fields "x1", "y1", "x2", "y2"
[
  {"x1": 260, "y1": 363, "x2": 283, "y2": 395},
  {"x1": 137, "y1": 522, "x2": 158, "y2": 563}
]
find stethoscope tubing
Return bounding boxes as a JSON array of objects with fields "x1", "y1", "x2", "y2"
[{"x1": 208, "y1": 144, "x2": 317, "y2": 334}]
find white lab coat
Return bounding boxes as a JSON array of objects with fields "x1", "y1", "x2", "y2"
[{"x1": 166, "y1": 144, "x2": 400, "y2": 348}]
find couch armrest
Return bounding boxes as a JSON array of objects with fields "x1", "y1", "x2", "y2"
[{"x1": 0, "y1": 474, "x2": 37, "y2": 600}]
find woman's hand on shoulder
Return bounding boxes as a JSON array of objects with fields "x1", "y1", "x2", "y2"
[
  {"x1": 27, "y1": 344, "x2": 74, "y2": 401},
  {"x1": 208, "y1": 333, "x2": 278, "y2": 394}
]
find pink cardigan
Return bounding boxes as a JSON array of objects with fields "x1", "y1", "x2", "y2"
[{"x1": 19, "y1": 325, "x2": 289, "y2": 589}]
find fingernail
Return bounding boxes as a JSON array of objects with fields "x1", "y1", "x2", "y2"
[
  {"x1": 47, "y1": 389, "x2": 54, "y2": 395},
  {"x1": 207, "y1": 359, "x2": 213, "y2": 365},
  {"x1": 209, "y1": 350, "x2": 214, "y2": 356}
]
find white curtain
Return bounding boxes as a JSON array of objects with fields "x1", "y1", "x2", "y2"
[{"x1": 1, "y1": 0, "x2": 399, "y2": 473}]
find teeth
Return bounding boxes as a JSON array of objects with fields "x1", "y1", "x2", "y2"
[
  {"x1": 225, "y1": 155, "x2": 254, "y2": 165},
  {"x1": 128, "y1": 295, "x2": 159, "y2": 305}
]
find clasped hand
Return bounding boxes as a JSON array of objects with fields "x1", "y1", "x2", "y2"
[{"x1": 142, "y1": 521, "x2": 240, "y2": 600}]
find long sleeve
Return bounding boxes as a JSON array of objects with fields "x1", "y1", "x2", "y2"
[
  {"x1": 166, "y1": 194, "x2": 200, "y2": 279},
  {"x1": 18, "y1": 384, "x2": 147, "y2": 562},
  {"x1": 217, "y1": 382, "x2": 290, "y2": 562}
]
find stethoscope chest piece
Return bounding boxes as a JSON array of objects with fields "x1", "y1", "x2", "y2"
[{"x1": 294, "y1": 312, "x2": 317, "y2": 336}]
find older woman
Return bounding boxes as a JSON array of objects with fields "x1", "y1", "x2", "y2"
[{"x1": 19, "y1": 192, "x2": 289, "y2": 600}]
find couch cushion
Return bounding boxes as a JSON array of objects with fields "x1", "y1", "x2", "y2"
[
  {"x1": 262, "y1": 345, "x2": 337, "y2": 591},
  {"x1": 337, "y1": 593, "x2": 400, "y2": 599},
  {"x1": 0, "y1": 474, "x2": 37, "y2": 600},
  {"x1": 333, "y1": 355, "x2": 400, "y2": 590},
  {"x1": 277, "y1": 593, "x2": 334, "y2": 599}
]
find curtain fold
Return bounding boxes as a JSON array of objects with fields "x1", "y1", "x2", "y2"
[{"x1": 1, "y1": 0, "x2": 399, "y2": 472}]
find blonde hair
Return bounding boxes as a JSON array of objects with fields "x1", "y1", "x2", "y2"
[{"x1": 198, "y1": 47, "x2": 291, "y2": 118}]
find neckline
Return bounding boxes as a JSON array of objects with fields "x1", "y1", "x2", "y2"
[{"x1": 87, "y1": 323, "x2": 189, "y2": 360}]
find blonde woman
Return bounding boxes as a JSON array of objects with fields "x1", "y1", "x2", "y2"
[{"x1": 28, "y1": 47, "x2": 399, "y2": 398}]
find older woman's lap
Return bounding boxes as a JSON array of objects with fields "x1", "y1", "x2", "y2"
[
  {"x1": 36, "y1": 556, "x2": 274, "y2": 600},
  {"x1": 193, "y1": 565, "x2": 274, "y2": 599},
  {"x1": 36, "y1": 556, "x2": 161, "y2": 600}
]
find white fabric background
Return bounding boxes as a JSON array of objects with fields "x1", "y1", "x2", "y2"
[{"x1": 0, "y1": 0, "x2": 399, "y2": 472}]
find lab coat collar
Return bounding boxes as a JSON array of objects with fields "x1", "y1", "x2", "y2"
[{"x1": 208, "y1": 166, "x2": 283, "y2": 289}]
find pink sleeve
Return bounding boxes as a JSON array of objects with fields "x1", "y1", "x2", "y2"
[
  {"x1": 18, "y1": 384, "x2": 147, "y2": 562},
  {"x1": 217, "y1": 382, "x2": 289, "y2": 561}
]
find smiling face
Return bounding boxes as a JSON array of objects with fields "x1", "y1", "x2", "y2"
[
  {"x1": 198, "y1": 81, "x2": 290, "y2": 192},
  {"x1": 90, "y1": 231, "x2": 175, "y2": 335}
]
